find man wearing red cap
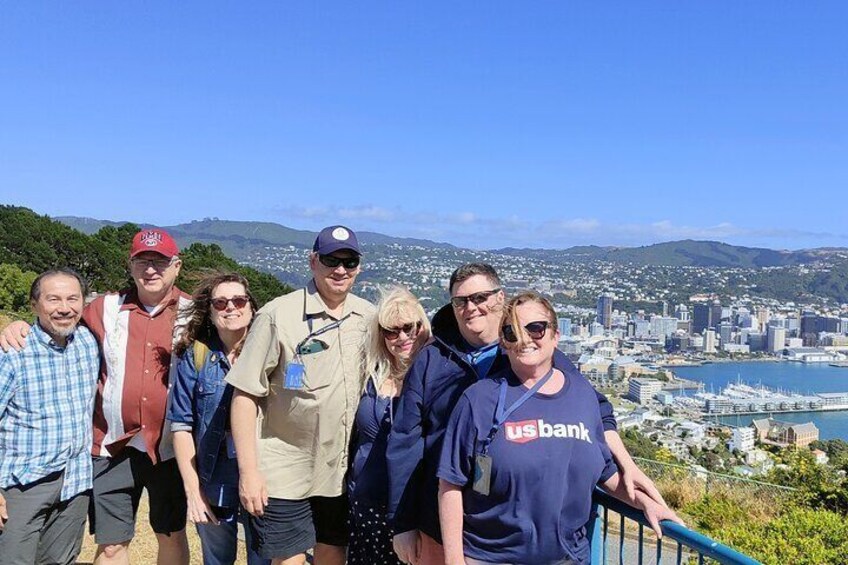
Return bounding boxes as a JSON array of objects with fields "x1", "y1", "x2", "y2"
[{"x1": 0, "y1": 228, "x2": 192, "y2": 565}]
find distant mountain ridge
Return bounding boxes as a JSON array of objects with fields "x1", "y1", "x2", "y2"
[
  {"x1": 56, "y1": 215, "x2": 845, "y2": 268},
  {"x1": 495, "y1": 240, "x2": 824, "y2": 268},
  {"x1": 56, "y1": 216, "x2": 458, "y2": 253}
]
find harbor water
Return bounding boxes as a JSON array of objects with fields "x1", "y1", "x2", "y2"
[{"x1": 671, "y1": 361, "x2": 848, "y2": 441}]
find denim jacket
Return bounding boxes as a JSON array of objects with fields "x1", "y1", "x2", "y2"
[{"x1": 167, "y1": 337, "x2": 239, "y2": 508}]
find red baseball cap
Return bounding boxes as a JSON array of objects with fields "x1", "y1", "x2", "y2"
[{"x1": 130, "y1": 229, "x2": 179, "y2": 259}]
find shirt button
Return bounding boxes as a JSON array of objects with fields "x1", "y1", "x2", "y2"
[
  {"x1": 142, "y1": 397, "x2": 147, "y2": 402},
  {"x1": 144, "y1": 370, "x2": 150, "y2": 374},
  {"x1": 147, "y1": 342, "x2": 152, "y2": 347},
  {"x1": 141, "y1": 425, "x2": 146, "y2": 429}
]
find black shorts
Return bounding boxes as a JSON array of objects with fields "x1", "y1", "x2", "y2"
[
  {"x1": 88, "y1": 449, "x2": 187, "y2": 545},
  {"x1": 248, "y1": 495, "x2": 349, "y2": 560}
]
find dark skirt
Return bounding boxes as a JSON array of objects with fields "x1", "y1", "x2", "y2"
[{"x1": 347, "y1": 498, "x2": 405, "y2": 565}]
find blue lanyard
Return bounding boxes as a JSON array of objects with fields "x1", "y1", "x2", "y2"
[
  {"x1": 296, "y1": 313, "x2": 352, "y2": 354},
  {"x1": 480, "y1": 368, "x2": 555, "y2": 455}
]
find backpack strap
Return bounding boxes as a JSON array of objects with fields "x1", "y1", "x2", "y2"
[{"x1": 193, "y1": 340, "x2": 210, "y2": 372}]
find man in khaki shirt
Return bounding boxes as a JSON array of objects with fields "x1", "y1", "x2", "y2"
[{"x1": 228, "y1": 225, "x2": 374, "y2": 565}]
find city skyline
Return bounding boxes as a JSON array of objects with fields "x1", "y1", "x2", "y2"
[{"x1": 1, "y1": 3, "x2": 846, "y2": 250}]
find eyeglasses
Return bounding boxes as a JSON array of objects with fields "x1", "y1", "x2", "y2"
[
  {"x1": 211, "y1": 295, "x2": 250, "y2": 311},
  {"x1": 381, "y1": 321, "x2": 421, "y2": 341},
  {"x1": 450, "y1": 288, "x2": 501, "y2": 309},
  {"x1": 318, "y1": 254, "x2": 361, "y2": 270},
  {"x1": 131, "y1": 257, "x2": 176, "y2": 270},
  {"x1": 502, "y1": 320, "x2": 550, "y2": 343}
]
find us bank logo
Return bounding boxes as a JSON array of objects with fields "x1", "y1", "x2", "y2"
[{"x1": 504, "y1": 419, "x2": 592, "y2": 444}]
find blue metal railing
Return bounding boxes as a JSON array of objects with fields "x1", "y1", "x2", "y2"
[{"x1": 590, "y1": 490, "x2": 762, "y2": 565}]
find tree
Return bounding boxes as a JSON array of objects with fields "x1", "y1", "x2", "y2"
[
  {"x1": 178, "y1": 243, "x2": 293, "y2": 307},
  {"x1": 0, "y1": 264, "x2": 37, "y2": 312}
]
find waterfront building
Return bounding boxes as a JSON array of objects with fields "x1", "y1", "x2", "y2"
[
  {"x1": 729, "y1": 427, "x2": 755, "y2": 452},
  {"x1": 750, "y1": 418, "x2": 819, "y2": 448},
  {"x1": 747, "y1": 332, "x2": 766, "y2": 352},
  {"x1": 767, "y1": 326, "x2": 786, "y2": 353},
  {"x1": 784, "y1": 347, "x2": 844, "y2": 363},
  {"x1": 628, "y1": 378, "x2": 663, "y2": 405}
]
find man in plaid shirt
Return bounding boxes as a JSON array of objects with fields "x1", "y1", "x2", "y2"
[{"x1": 0, "y1": 268, "x2": 100, "y2": 565}]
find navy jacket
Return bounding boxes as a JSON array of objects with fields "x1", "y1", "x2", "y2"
[
  {"x1": 347, "y1": 378, "x2": 398, "y2": 508},
  {"x1": 167, "y1": 337, "x2": 239, "y2": 508},
  {"x1": 386, "y1": 305, "x2": 617, "y2": 542}
]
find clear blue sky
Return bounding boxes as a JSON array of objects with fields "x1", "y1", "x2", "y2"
[{"x1": 1, "y1": 3, "x2": 845, "y2": 250}]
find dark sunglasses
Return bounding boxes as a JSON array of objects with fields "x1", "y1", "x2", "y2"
[
  {"x1": 211, "y1": 295, "x2": 251, "y2": 311},
  {"x1": 381, "y1": 321, "x2": 421, "y2": 340},
  {"x1": 318, "y1": 254, "x2": 361, "y2": 270},
  {"x1": 502, "y1": 320, "x2": 550, "y2": 343},
  {"x1": 450, "y1": 288, "x2": 501, "y2": 309}
]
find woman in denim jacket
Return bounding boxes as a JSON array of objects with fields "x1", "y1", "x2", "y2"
[{"x1": 168, "y1": 272, "x2": 268, "y2": 565}]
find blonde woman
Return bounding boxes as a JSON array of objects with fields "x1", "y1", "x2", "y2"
[{"x1": 347, "y1": 286, "x2": 431, "y2": 564}]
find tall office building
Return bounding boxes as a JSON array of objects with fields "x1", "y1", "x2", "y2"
[
  {"x1": 597, "y1": 293, "x2": 614, "y2": 329},
  {"x1": 768, "y1": 326, "x2": 787, "y2": 353},
  {"x1": 719, "y1": 322, "x2": 733, "y2": 346},
  {"x1": 676, "y1": 304, "x2": 690, "y2": 322},
  {"x1": 704, "y1": 329, "x2": 717, "y2": 354},
  {"x1": 711, "y1": 300, "x2": 723, "y2": 330},
  {"x1": 692, "y1": 303, "x2": 712, "y2": 335},
  {"x1": 755, "y1": 307, "x2": 770, "y2": 331},
  {"x1": 801, "y1": 310, "x2": 818, "y2": 346}
]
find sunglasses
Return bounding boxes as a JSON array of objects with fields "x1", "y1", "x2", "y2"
[
  {"x1": 131, "y1": 257, "x2": 176, "y2": 271},
  {"x1": 502, "y1": 320, "x2": 550, "y2": 343},
  {"x1": 381, "y1": 321, "x2": 421, "y2": 340},
  {"x1": 211, "y1": 295, "x2": 251, "y2": 311},
  {"x1": 450, "y1": 288, "x2": 501, "y2": 309},
  {"x1": 318, "y1": 254, "x2": 361, "y2": 270}
]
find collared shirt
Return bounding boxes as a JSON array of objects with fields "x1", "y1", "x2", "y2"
[
  {"x1": 84, "y1": 286, "x2": 191, "y2": 463},
  {"x1": 0, "y1": 322, "x2": 100, "y2": 500},
  {"x1": 226, "y1": 280, "x2": 374, "y2": 499}
]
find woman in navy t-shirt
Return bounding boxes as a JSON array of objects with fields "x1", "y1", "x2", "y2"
[
  {"x1": 347, "y1": 286, "x2": 432, "y2": 564},
  {"x1": 438, "y1": 292, "x2": 681, "y2": 565}
]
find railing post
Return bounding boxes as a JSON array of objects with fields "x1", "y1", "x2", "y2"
[{"x1": 590, "y1": 501, "x2": 603, "y2": 564}]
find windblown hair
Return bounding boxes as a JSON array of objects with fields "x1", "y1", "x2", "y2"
[
  {"x1": 174, "y1": 271, "x2": 258, "y2": 357},
  {"x1": 499, "y1": 291, "x2": 558, "y2": 345},
  {"x1": 362, "y1": 285, "x2": 431, "y2": 391}
]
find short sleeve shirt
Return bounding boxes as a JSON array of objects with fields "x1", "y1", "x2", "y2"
[
  {"x1": 225, "y1": 280, "x2": 374, "y2": 499},
  {"x1": 438, "y1": 370, "x2": 618, "y2": 564}
]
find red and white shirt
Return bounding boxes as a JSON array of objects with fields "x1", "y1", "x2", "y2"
[{"x1": 83, "y1": 286, "x2": 191, "y2": 463}]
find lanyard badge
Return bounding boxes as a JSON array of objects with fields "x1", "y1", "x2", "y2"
[
  {"x1": 284, "y1": 359, "x2": 306, "y2": 389},
  {"x1": 473, "y1": 368, "x2": 555, "y2": 496},
  {"x1": 473, "y1": 454, "x2": 493, "y2": 495}
]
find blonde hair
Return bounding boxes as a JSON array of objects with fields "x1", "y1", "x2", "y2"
[{"x1": 362, "y1": 285, "x2": 431, "y2": 391}]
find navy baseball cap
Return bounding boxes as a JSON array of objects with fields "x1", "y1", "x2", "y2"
[{"x1": 313, "y1": 225, "x2": 362, "y2": 256}]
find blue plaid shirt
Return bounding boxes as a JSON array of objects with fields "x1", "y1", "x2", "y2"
[{"x1": 0, "y1": 321, "x2": 100, "y2": 500}]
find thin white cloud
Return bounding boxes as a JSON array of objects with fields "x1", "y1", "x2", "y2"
[{"x1": 265, "y1": 204, "x2": 848, "y2": 250}]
